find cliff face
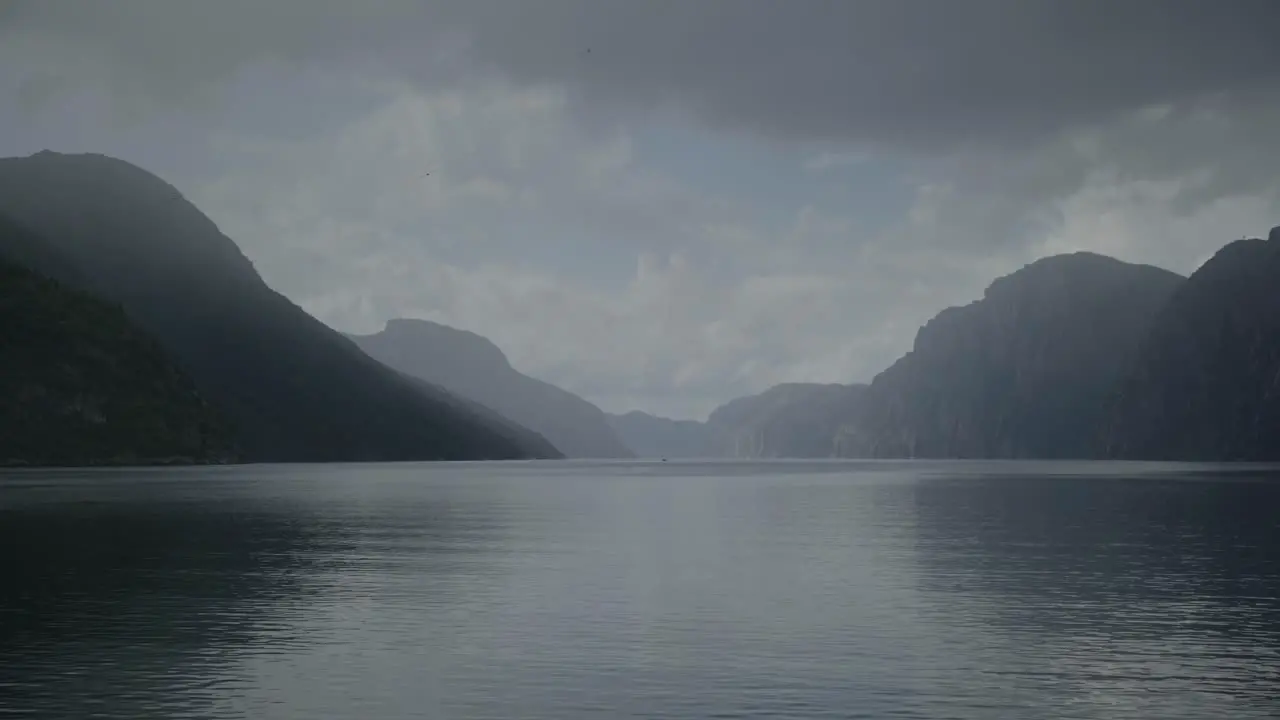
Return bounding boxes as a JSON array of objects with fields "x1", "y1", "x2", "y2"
[
  {"x1": 1105, "y1": 227, "x2": 1280, "y2": 460},
  {"x1": 841, "y1": 252, "x2": 1185, "y2": 458},
  {"x1": 0, "y1": 243, "x2": 236, "y2": 466},
  {"x1": 706, "y1": 383, "x2": 867, "y2": 458},
  {"x1": 0, "y1": 151, "x2": 560, "y2": 462},
  {"x1": 350, "y1": 319, "x2": 633, "y2": 458}
]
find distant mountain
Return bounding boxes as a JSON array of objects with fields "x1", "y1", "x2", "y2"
[
  {"x1": 349, "y1": 319, "x2": 632, "y2": 458},
  {"x1": 1, "y1": 217, "x2": 236, "y2": 466},
  {"x1": 839, "y1": 252, "x2": 1185, "y2": 458},
  {"x1": 1105, "y1": 227, "x2": 1280, "y2": 461},
  {"x1": 706, "y1": 383, "x2": 867, "y2": 458},
  {"x1": 606, "y1": 410, "x2": 717, "y2": 459},
  {"x1": 0, "y1": 151, "x2": 560, "y2": 462},
  {"x1": 606, "y1": 382, "x2": 865, "y2": 459}
]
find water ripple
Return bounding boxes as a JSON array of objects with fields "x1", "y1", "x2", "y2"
[{"x1": 1, "y1": 462, "x2": 1277, "y2": 718}]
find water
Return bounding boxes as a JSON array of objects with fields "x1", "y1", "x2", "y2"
[{"x1": 1, "y1": 460, "x2": 1278, "y2": 719}]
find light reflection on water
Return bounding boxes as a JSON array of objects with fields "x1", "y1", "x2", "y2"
[{"x1": 1, "y1": 460, "x2": 1277, "y2": 719}]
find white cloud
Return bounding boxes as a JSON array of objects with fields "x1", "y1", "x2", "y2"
[
  {"x1": 189, "y1": 80, "x2": 876, "y2": 419},
  {"x1": 180, "y1": 75, "x2": 1280, "y2": 421},
  {"x1": 1036, "y1": 175, "x2": 1279, "y2": 271}
]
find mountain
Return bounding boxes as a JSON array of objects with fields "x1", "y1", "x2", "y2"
[
  {"x1": 606, "y1": 383, "x2": 866, "y2": 459},
  {"x1": 0, "y1": 209, "x2": 87, "y2": 285},
  {"x1": 606, "y1": 411, "x2": 717, "y2": 459},
  {"x1": 0, "y1": 151, "x2": 560, "y2": 462},
  {"x1": 706, "y1": 383, "x2": 867, "y2": 458},
  {"x1": 1105, "y1": 227, "x2": 1280, "y2": 461},
  {"x1": 1, "y1": 217, "x2": 236, "y2": 466},
  {"x1": 349, "y1": 319, "x2": 633, "y2": 458},
  {"x1": 839, "y1": 252, "x2": 1185, "y2": 458}
]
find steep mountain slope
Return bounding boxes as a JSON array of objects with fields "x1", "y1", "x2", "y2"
[
  {"x1": 0, "y1": 217, "x2": 236, "y2": 465},
  {"x1": 706, "y1": 383, "x2": 867, "y2": 458},
  {"x1": 840, "y1": 252, "x2": 1185, "y2": 458},
  {"x1": 606, "y1": 411, "x2": 717, "y2": 459},
  {"x1": 349, "y1": 319, "x2": 631, "y2": 458},
  {"x1": 0, "y1": 210, "x2": 87, "y2": 285},
  {"x1": 0, "y1": 151, "x2": 560, "y2": 462},
  {"x1": 1106, "y1": 227, "x2": 1280, "y2": 460},
  {"x1": 394, "y1": 370, "x2": 567, "y2": 461}
]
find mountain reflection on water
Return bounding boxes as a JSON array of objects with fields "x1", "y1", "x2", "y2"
[{"x1": 1, "y1": 461, "x2": 1277, "y2": 719}]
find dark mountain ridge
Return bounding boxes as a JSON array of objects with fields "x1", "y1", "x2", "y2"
[
  {"x1": 838, "y1": 252, "x2": 1186, "y2": 458},
  {"x1": 8, "y1": 150, "x2": 1273, "y2": 464},
  {"x1": 1, "y1": 215, "x2": 236, "y2": 466},
  {"x1": 614, "y1": 235, "x2": 1280, "y2": 463},
  {"x1": 1105, "y1": 227, "x2": 1280, "y2": 461},
  {"x1": 0, "y1": 151, "x2": 560, "y2": 462}
]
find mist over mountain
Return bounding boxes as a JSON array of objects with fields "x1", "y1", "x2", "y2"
[
  {"x1": 5, "y1": 153, "x2": 1276, "y2": 466},
  {"x1": 714, "y1": 234, "x2": 1280, "y2": 463},
  {"x1": 605, "y1": 411, "x2": 718, "y2": 459},
  {"x1": 1105, "y1": 227, "x2": 1280, "y2": 461},
  {"x1": 605, "y1": 382, "x2": 866, "y2": 459},
  {"x1": 836, "y1": 253, "x2": 1186, "y2": 459},
  {"x1": 707, "y1": 383, "x2": 868, "y2": 458},
  {"x1": 349, "y1": 318, "x2": 633, "y2": 458},
  {"x1": 0, "y1": 151, "x2": 560, "y2": 462},
  {"x1": 1, "y1": 216, "x2": 236, "y2": 466}
]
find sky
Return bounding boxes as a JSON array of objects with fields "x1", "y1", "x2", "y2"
[{"x1": 2, "y1": 0, "x2": 1279, "y2": 420}]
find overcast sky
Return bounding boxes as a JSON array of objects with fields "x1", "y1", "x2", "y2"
[{"x1": 2, "y1": 0, "x2": 1279, "y2": 419}]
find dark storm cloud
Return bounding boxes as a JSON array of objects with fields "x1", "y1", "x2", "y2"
[
  {"x1": 444, "y1": 0, "x2": 1280, "y2": 148},
  {"x1": 5, "y1": 1, "x2": 1278, "y2": 150}
]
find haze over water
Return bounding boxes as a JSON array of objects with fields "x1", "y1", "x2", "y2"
[{"x1": 2, "y1": 461, "x2": 1278, "y2": 719}]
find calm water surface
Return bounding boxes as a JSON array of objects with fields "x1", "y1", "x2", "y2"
[{"x1": 1, "y1": 461, "x2": 1278, "y2": 719}]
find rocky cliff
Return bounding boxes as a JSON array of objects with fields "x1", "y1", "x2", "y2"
[
  {"x1": 1105, "y1": 227, "x2": 1280, "y2": 460},
  {"x1": 840, "y1": 252, "x2": 1185, "y2": 458}
]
